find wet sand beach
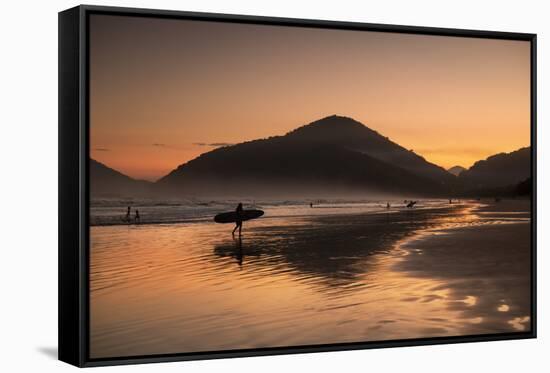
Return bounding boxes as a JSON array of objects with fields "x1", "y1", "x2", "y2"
[
  {"x1": 395, "y1": 200, "x2": 531, "y2": 334},
  {"x1": 90, "y1": 199, "x2": 531, "y2": 358}
]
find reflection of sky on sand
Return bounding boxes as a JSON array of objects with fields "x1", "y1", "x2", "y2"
[
  {"x1": 508, "y1": 316, "x2": 530, "y2": 331},
  {"x1": 90, "y1": 200, "x2": 531, "y2": 359},
  {"x1": 393, "y1": 202, "x2": 531, "y2": 337}
]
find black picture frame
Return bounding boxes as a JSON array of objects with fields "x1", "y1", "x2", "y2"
[{"x1": 59, "y1": 4, "x2": 537, "y2": 367}]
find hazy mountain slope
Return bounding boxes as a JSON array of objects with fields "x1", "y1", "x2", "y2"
[
  {"x1": 284, "y1": 116, "x2": 454, "y2": 184},
  {"x1": 156, "y1": 116, "x2": 454, "y2": 197},
  {"x1": 90, "y1": 159, "x2": 152, "y2": 198},
  {"x1": 459, "y1": 147, "x2": 530, "y2": 189}
]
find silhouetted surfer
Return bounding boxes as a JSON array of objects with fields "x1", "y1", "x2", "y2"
[
  {"x1": 232, "y1": 203, "x2": 244, "y2": 237},
  {"x1": 125, "y1": 206, "x2": 131, "y2": 223},
  {"x1": 135, "y1": 209, "x2": 140, "y2": 224},
  {"x1": 406, "y1": 200, "x2": 417, "y2": 208}
]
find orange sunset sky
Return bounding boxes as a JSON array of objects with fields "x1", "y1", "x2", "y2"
[{"x1": 90, "y1": 15, "x2": 531, "y2": 181}]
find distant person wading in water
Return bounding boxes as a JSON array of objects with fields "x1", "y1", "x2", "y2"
[
  {"x1": 125, "y1": 206, "x2": 131, "y2": 223},
  {"x1": 232, "y1": 203, "x2": 244, "y2": 237},
  {"x1": 135, "y1": 209, "x2": 140, "y2": 224}
]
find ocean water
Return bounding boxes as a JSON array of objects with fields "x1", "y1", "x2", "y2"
[
  {"x1": 90, "y1": 198, "x2": 454, "y2": 226},
  {"x1": 89, "y1": 199, "x2": 531, "y2": 358}
]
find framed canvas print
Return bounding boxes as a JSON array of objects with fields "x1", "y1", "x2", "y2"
[{"x1": 58, "y1": 5, "x2": 537, "y2": 367}]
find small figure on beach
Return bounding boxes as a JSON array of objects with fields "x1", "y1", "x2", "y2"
[
  {"x1": 123, "y1": 206, "x2": 131, "y2": 224},
  {"x1": 406, "y1": 200, "x2": 417, "y2": 208},
  {"x1": 449, "y1": 199, "x2": 452, "y2": 204},
  {"x1": 135, "y1": 209, "x2": 140, "y2": 224},
  {"x1": 386, "y1": 202, "x2": 390, "y2": 209},
  {"x1": 310, "y1": 202, "x2": 313, "y2": 208},
  {"x1": 232, "y1": 203, "x2": 244, "y2": 237}
]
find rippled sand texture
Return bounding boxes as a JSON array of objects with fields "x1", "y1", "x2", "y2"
[{"x1": 90, "y1": 200, "x2": 531, "y2": 358}]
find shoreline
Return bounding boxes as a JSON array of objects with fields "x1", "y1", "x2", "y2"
[{"x1": 90, "y1": 200, "x2": 469, "y2": 227}]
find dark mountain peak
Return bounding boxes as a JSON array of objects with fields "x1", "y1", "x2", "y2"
[
  {"x1": 91, "y1": 158, "x2": 127, "y2": 178},
  {"x1": 157, "y1": 115, "x2": 459, "y2": 196},
  {"x1": 466, "y1": 147, "x2": 530, "y2": 172},
  {"x1": 282, "y1": 115, "x2": 453, "y2": 183},
  {"x1": 459, "y1": 147, "x2": 530, "y2": 189},
  {"x1": 484, "y1": 147, "x2": 530, "y2": 163},
  {"x1": 286, "y1": 115, "x2": 376, "y2": 139},
  {"x1": 307, "y1": 114, "x2": 364, "y2": 127},
  {"x1": 90, "y1": 158, "x2": 152, "y2": 198},
  {"x1": 448, "y1": 165, "x2": 466, "y2": 176}
]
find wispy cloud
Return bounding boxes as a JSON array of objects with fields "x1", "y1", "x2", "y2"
[
  {"x1": 94, "y1": 148, "x2": 110, "y2": 152},
  {"x1": 193, "y1": 142, "x2": 234, "y2": 147},
  {"x1": 152, "y1": 143, "x2": 166, "y2": 147}
]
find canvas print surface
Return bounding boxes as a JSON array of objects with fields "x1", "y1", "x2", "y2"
[{"x1": 89, "y1": 14, "x2": 532, "y2": 358}]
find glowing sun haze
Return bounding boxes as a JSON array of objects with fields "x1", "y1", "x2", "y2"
[{"x1": 90, "y1": 14, "x2": 531, "y2": 181}]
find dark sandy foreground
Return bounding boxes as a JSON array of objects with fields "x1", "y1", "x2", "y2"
[
  {"x1": 396, "y1": 199, "x2": 532, "y2": 334},
  {"x1": 90, "y1": 199, "x2": 531, "y2": 358}
]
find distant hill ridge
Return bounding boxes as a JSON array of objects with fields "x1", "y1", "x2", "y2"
[
  {"x1": 90, "y1": 159, "x2": 151, "y2": 197},
  {"x1": 90, "y1": 115, "x2": 531, "y2": 198},
  {"x1": 155, "y1": 115, "x2": 454, "y2": 197},
  {"x1": 283, "y1": 115, "x2": 453, "y2": 183},
  {"x1": 458, "y1": 147, "x2": 530, "y2": 189}
]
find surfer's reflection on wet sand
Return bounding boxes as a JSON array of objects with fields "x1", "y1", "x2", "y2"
[
  {"x1": 235, "y1": 237, "x2": 243, "y2": 267},
  {"x1": 213, "y1": 237, "x2": 263, "y2": 268},
  {"x1": 214, "y1": 210, "x2": 432, "y2": 278}
]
